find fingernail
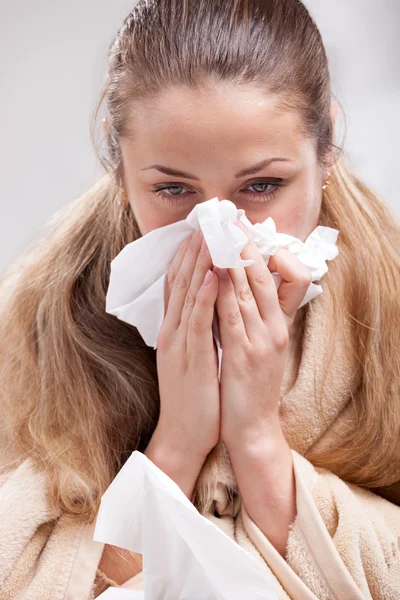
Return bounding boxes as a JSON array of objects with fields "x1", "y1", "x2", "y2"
[{"x1": 203, "y1": 269, "x2": 213, "y2": 287}]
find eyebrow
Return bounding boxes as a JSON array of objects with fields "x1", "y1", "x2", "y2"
[{"x1": 140, "y1": 158, "x2": 292, "y2": 180}]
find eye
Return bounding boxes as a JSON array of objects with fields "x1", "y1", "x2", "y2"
[
  {"x1": 152, "y1": 179, "x2": 285, "y2": 205},
  {"x1": 245, "y1": 181, "x2": 284, "y2": 202}
]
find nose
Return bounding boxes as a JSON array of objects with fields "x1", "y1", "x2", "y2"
[{"x1": 203, "y1": 191, "x2": 231, "y2": 202}]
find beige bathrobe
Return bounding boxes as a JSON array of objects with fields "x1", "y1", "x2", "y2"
[{"x1": 1, "y1": 286, "x2": 399, "y2": 599}]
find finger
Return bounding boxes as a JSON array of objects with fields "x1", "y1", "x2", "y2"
[
  {"x1": 225, "y1": 264, "x2": 265, "y2": 342},
  {"x1": 180, "y1": 232, "x2": 214, "y2": 327},
  {"x1": 187, "y1": 268, "x2": 219, "y2": 358},
  {"x1": 234, "y1": 220, "x2": 282, "y2": 325},
  {"x1": 164, "y1": 231, "x2": 195, "y2": 315},
  {"x1": 163, "y1": 229, "x2": 203, "y2": 331},
  {"x1": 214, "y1": 267, "x2": 247, "y2": 343},
  {"x1": 267, "y1": 249, "x2": 312, "y2": 326}
]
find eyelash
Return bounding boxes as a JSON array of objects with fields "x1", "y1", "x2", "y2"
[{"x1": 152, "y1": 180, "x2": 285, "y2": 204}]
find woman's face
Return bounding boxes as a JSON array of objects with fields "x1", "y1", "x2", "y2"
[{"x1": 114, "y1": 83, "x2": 337, "y2": 242}]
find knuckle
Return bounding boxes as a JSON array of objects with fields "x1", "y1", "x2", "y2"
[
  {"x1": 184, "y1": 289, "x2": 197, "y2": 309},
  {"x1": 238, "y1": 283, "x2": 254, "y2": 303},
  {"x1": 166, "y1": 268, "x2": 175, "y2": 286},
  {"x1": 226, "y1": 309, "x2": 242, "y2": 328},
  {"x1": 189, "y1": 315, "x2": 210, "y2": 335},
  {"x1": 272, "y1": 329, "x2": 289, "y2": 350},
  {"x1": 174, "y1": 270, "x2": 188, "y2": 290},
  {"x1": 255, "y1": 268, "x2": 271, "y2": 285}
]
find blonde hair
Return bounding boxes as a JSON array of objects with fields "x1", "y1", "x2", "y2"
[
  {"x1": 305, "y1": 158, "x2": 400, "y2": 489},
  {"x1": 1, "y1": 0, "x2": 399, "y2": 523}
]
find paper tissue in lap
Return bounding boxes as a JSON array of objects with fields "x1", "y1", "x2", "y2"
[
  {"x1": 93, "y1": 450, "x2": 279, "y2": 600},
  {"x1": 105, "y1": 196, "x2": 339, "y2": 378}
]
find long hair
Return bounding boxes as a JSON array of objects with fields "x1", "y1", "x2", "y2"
[{"x1": 0, "y1": 0, "x2": 399, "y2": 523}]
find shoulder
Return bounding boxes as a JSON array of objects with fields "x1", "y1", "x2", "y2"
[
  {"x1": 0, "y1": 451, "x2": 74, "y2": 595},
  {"x1": 0, "y1": 454, "x2": 93, "y2": 598},
  {"x1": 0, "y1": 453, "x2": 61, "y2": 534}
]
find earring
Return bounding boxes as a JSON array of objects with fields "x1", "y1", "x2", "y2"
[{"x1": 322, "y1": 172, "x2": 331, "y2": 190}]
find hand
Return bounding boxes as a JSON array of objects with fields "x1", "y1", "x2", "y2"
[
  {"x1": 214, "y1": 220, "x2": 312, "y2": 452},
  {"x1": 154, "y1": 229, "x2": 220, "y2": 464}
]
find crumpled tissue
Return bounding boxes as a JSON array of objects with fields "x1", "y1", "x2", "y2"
[
  {"x1": 105, "y1": 196, "x2": 339, "y2": 378},
  {"x1": 93, "y1": 449, "x2": 280, "y2": 600}
]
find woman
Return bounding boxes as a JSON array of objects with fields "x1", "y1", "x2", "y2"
[{"x1": 1, "y1": 0, "x2": 399, "y2": 598}]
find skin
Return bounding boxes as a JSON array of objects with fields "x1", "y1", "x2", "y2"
[
  {"x1": 100, "y1": 85, "x2": 339, "y2": 580},
  {"x1": 115, "y1": 83, "x2": 338, "y2": 240}
]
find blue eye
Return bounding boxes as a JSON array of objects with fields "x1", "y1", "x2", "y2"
[{"x1": 152, "y1": 180, "x2": 285, "y2": 205}]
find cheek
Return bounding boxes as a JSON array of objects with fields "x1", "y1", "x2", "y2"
[
  {"x1": 266, "y1": 190, "x2": 322, "y2": 242},
  {"x1": 130, "y1": 197, "x2": 188, "y2": 235}
]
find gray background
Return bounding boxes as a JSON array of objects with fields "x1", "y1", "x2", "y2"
[{"x1": 0, "y1": 0, "x2": 399, "y2": 273}]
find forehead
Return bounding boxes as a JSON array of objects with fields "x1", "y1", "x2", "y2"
[{"x1": 123, "y1": 83, "x2": 311, "y2": 161}]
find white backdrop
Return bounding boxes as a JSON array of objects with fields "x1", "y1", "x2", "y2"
[{"x1": 0, "y1": 0, "x2": 398, "y2": 273}]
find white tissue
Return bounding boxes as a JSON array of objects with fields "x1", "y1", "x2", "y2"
[
  {"x1": 105, "y1": 197, "x2": 339, "y2": 378},
  {"x1": 93, "y1": 450, "x2": 279, "y2": 600}
]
